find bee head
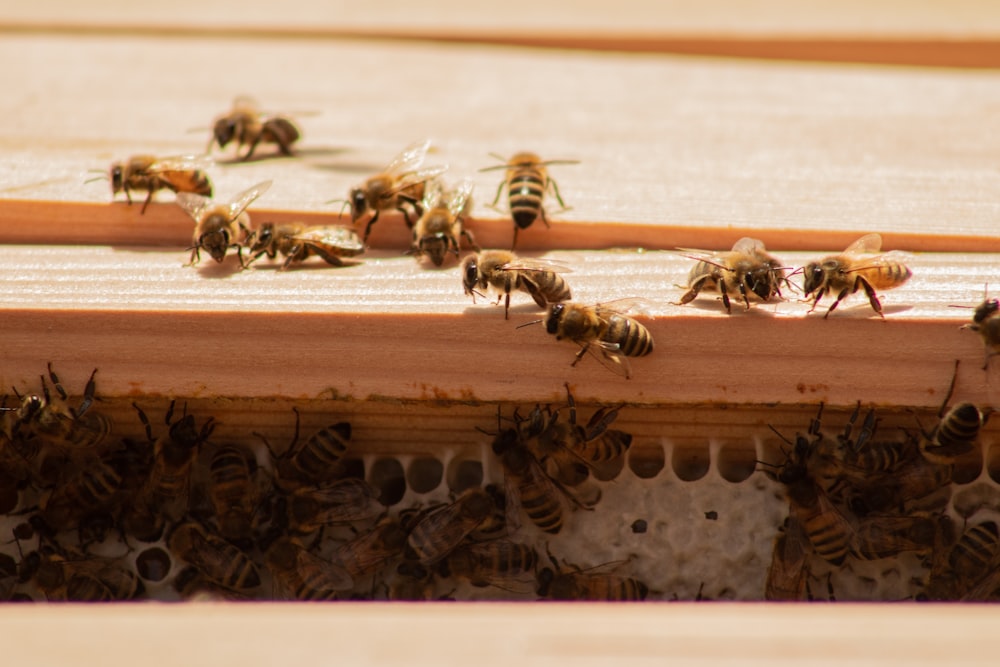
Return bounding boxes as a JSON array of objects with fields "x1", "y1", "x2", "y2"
[
  {"x1": 109, "y1": 164, "x2": 125, "y2": 194},
  {"x1": 212, "y1": 117, "x2": 238, "y2": 149},
  {"x1": 198, "y1": 228, "x2": 233, "y2": 263},
  {"x1": 349, "y1": 188, "x2": 368, "y2": 221},
  {"x1": 744, "y1": 266, "x2": 777, "y2": 302},
  {"x1": 545, "y1": 303, "x2": 565, "y2": 335},
  {"x1": 461, "y1": 255, "x2": 481, "y2": 296},
  {"x1": 974, "y1": 298, "x2": 1000, "y2": 324},
  {"x1": 801, "y1": 262, "x2": 825, "y2": 296}
]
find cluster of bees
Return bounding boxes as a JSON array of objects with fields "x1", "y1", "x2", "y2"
[
  {"x1": 0, "y1": 366, "x2": 651, "y2": 602},
  {"x1": 762, "y1": 366, "x2": 1000, "y2": 601}
]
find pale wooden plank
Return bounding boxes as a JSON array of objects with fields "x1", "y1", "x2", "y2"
[
  {"x1": 0, "y1": 246, "x2": 995, "y2": 412},
  {"x1": 2, "y1": 35, "x2": 1000, "y2": 251},
  {"x1": 0, "y1": 603, "x2": 998, "y2": 667}
]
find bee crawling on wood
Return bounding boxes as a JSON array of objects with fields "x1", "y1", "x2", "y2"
[
  {"x1": 677, "y1": 237, "x2": 789, "y2": 314},
  {"x1": 409, "y1": 177, "x2": 479, "y2": 267},
  {"x1": 87, "y1": 154, "x2": 213, "y2": 214},
  {"x1": 208, "y1": 96, "x2": 301, "y2": 160},
  {"x1": 461, "y1": 249, "x2": 572, "y2": 319},
  {"x1": 960, "y1": 285, "x2": 1000, "y2": 369},
  {"x1": 176, "y1": 180, "x2": 271, "y2": 266},
  {"x1": 800, "y1": 233, "x2": 912, "y2": 319},
  {"x1": 479, "y1": 152, "x2": 579, "y2": 250},
  {"x1": 244, "y1": 222, "x2": 364, "y2": 270}
]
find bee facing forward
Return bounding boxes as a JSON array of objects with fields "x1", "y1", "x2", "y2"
[
  {"x1": 962, "y1": 290, "x2": 1000, "y2": 369},
  {"x1": 245, "y1": 222, "x2": 363, "y2": 270},
  {"x1": 345, "y1": 139, "x2": 447, "y2": 244},
  {"x1": 678, "y1": 237, "x2": 787, "y2": 314},
  {"x1": 479, "y1": 152, "x2": 579, "y2": 249},
  {"x1": 410, "y1": 178, "x2": 479, "y2": 267},
  {"x1": 461, "y1": 250, "x2": 572, "y2": 319},
  {"x1": 802, "y1": 233, "x2": 912, "y2": 319},
  {"x1": 208, "y1": 96, "x2": 301, "y2": 161},
  {"x1": 13, "y1": 363, "x2": 111, "y2": 451},
  {"x1": 535, "y1": 299, "x2": 654, "y2": 379},
  {"x1": 176, "y1": 180, "x2": 271, "y2": 266},
  {"x1": 95, "y1": 154, "x2": 213, "y2": 214}
]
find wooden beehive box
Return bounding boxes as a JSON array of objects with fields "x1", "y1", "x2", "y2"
[{"x1": 5, "y1": 2, "x2": 1000, "y2": 663}]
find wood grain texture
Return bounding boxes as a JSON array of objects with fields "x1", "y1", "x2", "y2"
[
  {"x1": 1, "y1": 602, "x2": 998, "y2": 667},
  {"x1": 2, "y1": 34, "x2": 1000, "y2": 251},
  {"x1": 0, "y1": 246, "x2": 996, "y2": 411}
]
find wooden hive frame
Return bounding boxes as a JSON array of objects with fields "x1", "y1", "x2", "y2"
[{"x1": 5, "y1": 2, "x2": 1000, "y2": 663}]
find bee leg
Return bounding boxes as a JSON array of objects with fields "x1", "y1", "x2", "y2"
[
  {"x1": 855, "y1": 277, "x2": 884, "y2": 319},
  {"x1": 511, "y1": 226, "x2": 519, "y2": 251},
  {"x1": 460, "y1": 227, "x2": 480, "y2": 253},
  {"x1": 45, "y1": 363, "x2": 68, "y2": 402},
  {"x1": 490, "y1": 180, "x2": 506, "y2": 208},
  {"x1": 396, "y1": 203, "x2": 418, "y2": 229},
  {"x1": 362, "y1": 211, "x2": 381, "y2": 244},
  {"x1": 140, "y1": 190, "x2": 154, "y2": 215},
  {"x1": 308, "y1": 246, "x2": 346, "y2": 269},
  {"x1": 718, "y1": 281, "x2": 732, "y2": 314},
  {"x1": 242, "y1": 137, "x2": 261, "y2": 161},
  {"x1": 548, "y1": 177, "x2": 571, "y2": 215},
  {"x1": 823, "y1": 289, "x2": 851, "y2": 319},
  {"x1": 123, "y1": 187, "x2": 133, "y2": 206},
  {"x1": 571, "y1": 344, "x2": 590, "y2": 367},
  {"x1": 76, "y1": 368, "x2": 99, "y2": 418}
]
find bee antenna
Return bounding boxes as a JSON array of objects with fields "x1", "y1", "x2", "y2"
[
  {"x1": 516, "y1": 319, "x2": 543, "y2": 330},
  {"x1": 83, "y1": 174, "x2": 109, "y2": 184}
]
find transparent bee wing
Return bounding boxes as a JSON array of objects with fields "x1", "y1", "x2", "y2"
[
  {"x1": 843, "y1": 233, "x2": 883, "y2": 256},
  {"x1": 296, "y1": 549, "x2": 354, "y2": 591},
  {"x1": 420, "y1": 176, "x2": 447, "y2": 210},
  {"x1": 148, "y1": 154, "x2": 215, "y2": 173},
  {"x1": 293, "y1": 226, "x2": 363, "y2": 252},
  {"x1": 388, "y1": 166, "x2": 449, "y2": 197},
  {"x1": 501, "y1": 473, "x2": 523, "y2": 536},
  {"x1": 447, "y1": 178, "x2": 475, "y2": 218},
  {"x1": 585, "y1": 341, "x2": 633, "y2": 379},
  {"x1": 224, "y1": 180, "x2": 272, "y2": 220},
  {"x1": 384, "y1": 139, "x2": 433, "y2": 175},
  {"x1": 730, "y1": 237, "x2": 768, "y2": 254},
  {"x1": 500, "y1": 257, "x2": 573, "y2": 274},
  {"x1": 231, "y1": 95, "x2": 260, "y2": 114},
  {"x1": 843, "y1": 250, "x2": 913, "y2": 274},
  {"x1": 593, "y1": 297, "x2": 656, "y2": 317},
  {"x1": 174, "y1": 191, "x2": 214, "y2": 222}
]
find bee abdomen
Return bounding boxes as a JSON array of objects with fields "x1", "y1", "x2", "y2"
[
  {"x1": 535, "y1": 274, "x2": 572, "y2": 303},
  {"x1": 803, "y1": 517, "x2": 850, "y2": 565},
  {"x1": 508, "y1": 172, "x2": 545, "y2": 229},
  {"x1": 937, "y1": 404, "x2": 982, "y2": 449},
  {"x1": 604, "y1": 315, "x2": 654, "y2": 357},
  {"x1": 294, "y1": 423, "x2": 351, "y2": 476},
  {"x1": 519, "y1": 489, "x2": 563, "y2": 534}
]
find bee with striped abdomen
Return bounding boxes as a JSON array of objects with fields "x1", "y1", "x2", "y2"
[
  {"x1": 167, "y1": 521, "x2": 261, "y2": 592},
  {"x1": 244, "y1": 222, "x2": 363, "y2": 270},
  {"x1": 94, "y1": 154, "x2": 213, "y2": 214},
  {"x1": 410, "y1": 178, "x2": 478, "y2": 267},
  {"x1": 480, "y1": 152, "x2": 578, "y2": 249},
  {"x1": 802, "y1": 233, "x2": 912, "y2": 319},
  {"x1": 678, "y1": 237, "x2": 788, "y2": 314},
  {"x1": 13, "y1": 364, "x2": 111, "y2": 451},
  {"x1": 209, "y1": 96, "x2": 301, "y2": 160},
  {"x1": 176, "y1": 180, "x2": 271, "y2": 266},
  {"x1": 461, "y1": 249, "x2": 572, "y2": 320}
]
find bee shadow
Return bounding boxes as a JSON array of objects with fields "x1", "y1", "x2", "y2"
[
  {"x1": 244, "y1": 259, "x2": 365, "y2": 272},
  {"x1": 805, "y1": 303, "x2": 914, "y2": 320}
]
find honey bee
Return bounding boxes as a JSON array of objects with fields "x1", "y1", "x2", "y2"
[
  {"x1": 534, "y1": 383, "x2": 632, "y2": 471},
  {"x1": 406, "y1": 488, "x2": 495, "y2": 565},
  {"x1": 925, "y1": 520, "x2": 1000, "y2": 601},
  {"x1": 244, "y1": 222, "x2": 364, "y2": 270},
  {"x1": 917, "y1": 362, "x2": 988, "y2": 465},
  {"x1": 94, "y1": 154, "x2": 213, "y2": 214},
  {"x1": 38, "y1": 454, "x2": 124, "y2": 532},
  {"x1": 850, "y1": 515, "x2": 941, "y2": 560},
  {"x1": 479, "y1": 152, "x2": 579, "y2": 249},
  {"x1": 533, "y1": 299, "x2": 654, "y2": 379},
  {"x1": 536, "y1": 550, "x2": 648, "y2": 601},
  {"x1": 176, "y1": 180, "x2": 271, "y2": 266},
  {"x1": 265, "y1": 536, "x2": 354, "y2": 601},
  {"x1": 410, "y1": 178, "x2": 479, "y2": 266},
  {"x1": 209, "y1": 96, "x2": 301, "y2": 160},
  {"x1": 962, "y1": 290, "x2": 1000, "y2": 369},
  {"x1": 166, "y1": 521, "x2": 260, "y2": 592},
  {"x1": 261, "y1": 409, "x2": 352, "y2": 487},
  {"x1": 443, "y1": 539, "x2": 538, "y2": 591},
  {"x1": 461, "y1": 249, "x2": 572, "y2": 319},
  {"x1": 345, "y1": 139, "x2": 448, "y2": 243},
  {"x1": 13, "y1": 364, "x2": 112, "y2": 451},
  {"x1": 207, "y1": 445, "x2": 257, "y2": 546},
  {"x1": 764, "y1": 516, "x2": 810, "y2": 601},
  {"x1": 802, "y1": 233, "x2": 912, "y2": 319},
  {"x1": 20, "y1": 546, "x2": 144, "y2": 602},
  {"x1": 285, "y1": 478, "x2": 382, "y2": 535},
  {"x1": 329, "y1": 515, "x2": 410, "y2": 581},
  {"x1": 678, "y1": 237, "x2": 787, "y2": 313},
  {"x1": 128, "y1": 401, "x2": 215, "y2": 529}
]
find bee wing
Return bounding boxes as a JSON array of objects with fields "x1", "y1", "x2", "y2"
[
  {"x1": 843, "y1": 233, "x2": 883, "y2": 255},
  {"x1": 384, "y1": 139, "x2": 434, "y2": 175},
  {"x1": 296, "y1": 548, "x2": 355, "y2": 592},
  {"x1": 231, "y1": 95, "x2": 260, "y2": 115},
  {"x1": 585, "y1": 341, "x2": 634, "y2": 380},
  {"x1": 842, "y1": 250, "x2": 913, "y2": 274},
  {"x1": 593, "y1": 297, "x2": 656, "y2": 317},
  {"x1": 224, "y1": 180, "x2": 272, "y2": 220},
  {"x1": 447, "y1": 178, "x2": 475, "y2": 218},
  {"x1": 730, "y1": 237, "x2": 768, "y2": 254},
  {"x1": 174, "y1": 191, "x2": 214, "y2": 222},
  {"x1": 302, "y1": 478, "x2": 381, "y2": 523},
  {"x1": 501, "y1": 473, "x2": 523, "y2": 536},
  {"x1": 500, "y1": 257, "x2": 573, "y2": 274},
  {"x1": 147, "y1": 155, "x2": 215, "y2": 173},
  {"x1": 292, "y1": 226, "x2": 364, "y2": 252}
]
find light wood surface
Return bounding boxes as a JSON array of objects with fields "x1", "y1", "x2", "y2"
[{"x1": 1, "y1": 602, "x2": 998, "y2": 667}]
